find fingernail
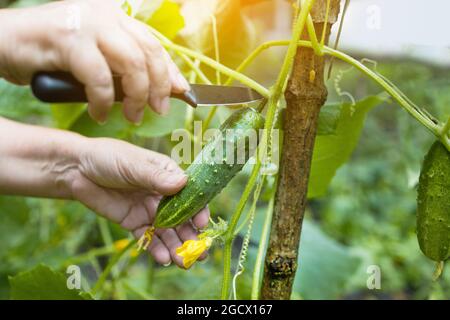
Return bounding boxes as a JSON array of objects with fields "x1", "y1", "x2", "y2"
[
  {"x1": 97, "y1": 115, "x2": 108, "y2": 126},
  {"x1": 133, "y1": 109, "x2": 145, "y2": 126},
  {"x1": 159, "y1": 97, "x2": 170, "y2": 116},
  {"x1": 177, "y1": 73, "x2": 190, "y2": 91},
  {"x1": 163, "y1": 261, "x2": 172, "y2": 267},
  {"x1": 165, "y1": 173, "x2": 187, "y2": 185}
]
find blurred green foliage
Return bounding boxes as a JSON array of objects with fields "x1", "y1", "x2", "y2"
[
  {"x1": 1, "y1": 60, "x2": 448, "y2": 300},
  {"x1": 1, "y1": 0, "x2": 449, "y2": 300}
]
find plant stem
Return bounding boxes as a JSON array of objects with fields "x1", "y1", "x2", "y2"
[
  {"x1": 251, "y1": 193, "x2": 275, "y2": 300},
  {"x1": 149, "y1": 27, "x2": 269, "y2": 98},
  {"x1": 211, "y1": 14, "x2": 221, "y2": 84},
  {"x1": 62, "y1": 245, "x2": 115, "y2": 267},
  {"x1": 261, "y1": 0, "x2": 341, "y2": 300},
  {"x1": 179, "y1": 54, "x2": 211, "y2": 84},
  {"x1": 221, "y1": 0, "x2": 316, "y2": 300},
  {"x1": 221, "y1": 161, "x2": 262, "y2": 299},
  {"x1": 91, "y1": 239, "x2": 136, "y2": 298},
  {"x1": 234, "y1": 39, "x2": 444, "y2": 148}
]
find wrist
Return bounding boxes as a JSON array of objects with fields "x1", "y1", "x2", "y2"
[
  {"x1": 49, "y1": 130, "x2": 90, "y2": 199},
  {"x1": 0, "y1": 118, "x2": 88, "y2": 199}
]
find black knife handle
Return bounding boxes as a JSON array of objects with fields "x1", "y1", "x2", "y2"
[{"x1": 31, "y1": 71, "x2": 197, "y2": 108}]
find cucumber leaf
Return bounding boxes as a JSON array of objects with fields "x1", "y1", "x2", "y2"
[
  {"x1": 293, "y1": 220, "x2": 364, "y2": 299},
  {"x1": 134, "y1": 0, "x2": 184, "y2": 40},
  {"x1": 9, "y1": 264, "x2": 91, "y2": 300},
  {"x1": 308, "y1": 94, "x2": 389, "y2": 198},
  {"x1": 69, "y1": 99, "x2": 186, "y2": 139},
  {"x1": 51, "y1": 103, "x2": 86, "y2": 129}
]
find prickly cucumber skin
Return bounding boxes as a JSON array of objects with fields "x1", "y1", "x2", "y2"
[
  {"x1": 417, "y1": 141, "x2": 450, "y2": 262},
  {"x1": 154, "y1": 108, "x2": 265, "y2": 228}
]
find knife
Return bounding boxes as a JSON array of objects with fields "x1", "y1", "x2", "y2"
[{"x1": 31, "y1": 72, "x2": 264, "y2": 108}]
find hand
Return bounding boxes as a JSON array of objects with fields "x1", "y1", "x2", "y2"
[
  {"x1": 0, "y1": 118, "x2": 209, "y2": 268},
  {"x1": 0, "y1": 0, "x2": 189, "y2": 123},
  {"x1": 69, "y1": 137, "x2": 210, "y2": 267}
]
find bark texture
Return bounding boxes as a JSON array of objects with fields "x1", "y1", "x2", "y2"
[{"x1": 261, "y1": 0, "x2": 341, "y2": 300}]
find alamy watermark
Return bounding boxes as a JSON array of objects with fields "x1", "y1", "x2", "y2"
[
  {"x1": 170, "y1": 121, "x2": 280, "y2": 174},
  {"x1": 366, "y1": 265, "x2": 381, "y2": 290},
  {"x1": 66, "y1": 265, "x2": 81, "y2": 290}
]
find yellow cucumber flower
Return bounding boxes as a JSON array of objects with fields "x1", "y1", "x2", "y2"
[
  {"x1": 176, "y1": 236, "x2": 213, "y2": 269},
  {"x1": 114, "y1": 239, "x2": 139, "y2": 258}
]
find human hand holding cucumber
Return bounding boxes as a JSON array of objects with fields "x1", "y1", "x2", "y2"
[
  {"x1": 0, "y1": 0, "x2": 210, "y2": 268},
  {"x1": 0, "y1": 117, "x2": 210, "y2": 268}
]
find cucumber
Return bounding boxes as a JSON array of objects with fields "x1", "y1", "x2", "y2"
[
  {"x1": 417, "y1": 141, "x2": 450, "y2": 263},
  {"x1": 154, "y1": 108, "x2": 265, "y2": 228}
]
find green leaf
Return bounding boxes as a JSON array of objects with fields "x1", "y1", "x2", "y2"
[
  {"x1": 135, "y1": 99, "x2": 187, "y2": 138},
  {"x1": 0, "y1": 196, "x2": 31, "y2": 259},
  {"x1": 137, "y1": 0, "x2": 184, "y2": 40},
  {"x1": 70, "y1": 104, "x2": 132, "y2": 139},
  {"x1": 308, "y1": 94, "x2": 389, "y2": 198},
  {"x1": 317, "y1": 103, "x2": 343, "y2": 135},
  {"x1": 69, "y1": 100, "x2": 186, "y2": 139},
  {"x1": 9, "y1": 264, "x2": 91, "y2": 300},
  {"x1": 51, "y1": 104, "x2": 86, "y2": 129},
  {"x1": 0, "y1": 80, "x2": 51, "y2": 121},
  {"x1": 293, "y1": 220, "x2": 363, "y2": 299}
]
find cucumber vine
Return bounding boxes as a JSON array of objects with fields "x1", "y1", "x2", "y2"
[{"x1": 142, "y1": 0, "x2": 450, "y2": 299}]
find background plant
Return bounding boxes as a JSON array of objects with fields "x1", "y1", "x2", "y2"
[{"x1": 0, "y1": 0, "x2": 449, "y2": 300}]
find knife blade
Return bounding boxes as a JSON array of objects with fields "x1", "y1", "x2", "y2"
[{"x1": 31, "y1": 72, "x2": 264, "y2": 108}]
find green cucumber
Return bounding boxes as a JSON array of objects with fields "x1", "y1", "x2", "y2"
[
  {"x1": 154, "y1": 108, "x2": 265, "y2": 228},
  {"x1": 417, "y1": 141, "x2": 450, "y2": 264}
]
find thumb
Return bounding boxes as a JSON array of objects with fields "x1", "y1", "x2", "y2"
[{"x1": 133, "y1": 152, "x2": 188, "y2": 195}]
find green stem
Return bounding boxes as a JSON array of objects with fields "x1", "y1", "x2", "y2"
[
  {"x1": 251, "y1": 193, "x2": 275, "y2": 300},
  {"x1": 220, "y1": 0, "x2": 315, "y2": 299},
  {"x1": 234, "y1": 176, "x2": 266, "y2": 236},
  {"x1": 91, "y1": 239, "x2": 136, "y2": 298},
  {"x1": 441, "y1": 117, "x2": 450, "y2": 137},
  {"x1": 306, "y1": 15, "x2": 323, "y2": 56},
  {"x1": 320, "y1": 0, "x2": 332, "y2": 45},
  {"x1": 202, "y1": 106, "x2": 218, "y2": 132},
  {"x1": 122, "y1": 281, "x2": 153, "y2": 300},
  {"x1": 221, "y1": 161, "x2": 262, "y2": 299},
  {"x1": 63, "y1": 245, "x2": 115, "y2": 267},
  {"x1": 97, "y1": 218, "x2": 113, "y2": 246},
  {"x1": 179, "y1": 54, "x2": 211, "y2": 84},
  {"x1": 234, "y1": 39, "x2": 445, "y2": 149},
  {"x1": 211, "y1": 14, "x2": 221, "y2": 84},
  {"x1": 272, "y1": 0, "x2": 315, "y2": 96},
  {"x1": 148, "y1": 27, "x2": 269, "y2": 98}
]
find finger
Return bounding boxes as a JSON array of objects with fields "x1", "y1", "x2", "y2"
[
  {"x1": 157, "y1": 228, "x2": 185, "y2": 268},
  {"x1": 192, "y1": 207, "x2": 210, "y2": 230},
  {"x1": 122, "y1": 18, "x2": 188, "y2": 94},
  {"x1": 69, "y1": 42, "x2": 114, "y2": 123},
  {"x1": 120, "y1": 18, "x2": 172, "y2": 115},
  {"x1": 98, "y1": 31, "x2": 149, "y2": 124},
  {"x1": 134, "y1": 227, "x2": 171, "y2": 265},
  {"x1": 175, "y1": 221, "x2": 208, "y2": 262},
  {"x1": 147, "y1": 150, "x2": 185, "y2": 175},
  {"x1": 120, "y1": 195, "x2": 160, "y2": 231},
  {"x1": 176, "y1": 221, "x2": 199, "y2": 242},
  {"x1": 162, "y1": 50, "x2": 190, "y2": 94},
  {"x1": 122, "y1": 151, "x2": 187, "y2": 195}
]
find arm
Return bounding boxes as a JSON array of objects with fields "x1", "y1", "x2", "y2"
[
  {"x1": 0, "y1": 0, "x2": 190, "y2": 123},
  {"x1": 0, "y1": 117, "x2": 209, "y2": 267}
]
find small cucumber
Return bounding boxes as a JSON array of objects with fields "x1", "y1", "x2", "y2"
[
  {"x1": 417, "y1": 141, "x2": 450, "y2": 263},
  {"x1": 154, "y1": 108, "x2": 265, "y2": 228}
]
